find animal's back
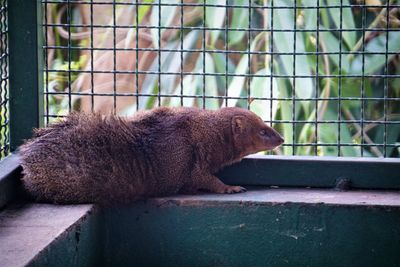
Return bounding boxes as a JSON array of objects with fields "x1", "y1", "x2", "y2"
[{"x1": 20, "y1": 111, "x2": 193, "y2": 204}]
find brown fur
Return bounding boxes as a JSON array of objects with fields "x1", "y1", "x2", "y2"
[{"x1": 20, "y1": 107, "x2": 284, "y2": 204}]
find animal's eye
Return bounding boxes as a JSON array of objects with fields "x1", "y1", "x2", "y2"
[{"x1": 260, "y1": 130, "x2": 267, "y2": 136}]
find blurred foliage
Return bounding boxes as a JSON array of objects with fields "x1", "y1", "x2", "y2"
[{"x1": 44, "y1": 0, "x2": 400, "y2": 157}]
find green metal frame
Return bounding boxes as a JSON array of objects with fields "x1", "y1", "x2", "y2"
[
  {"x1": 219, "y1": 155, "x2": 400, "y2": 190},
  {"x1": 8, "y1": 0, "x2": 44, "y2": 151},
  {"x1": 102, "y1": 200, "x2": 400, "y2": 267},
  {"x1": 0, "y1": 154, "x2": 20, "y2": 209}
]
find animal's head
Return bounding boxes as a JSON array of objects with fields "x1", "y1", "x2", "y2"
[{"x1": 226, "y1": 108, "x2": 284, "y2": 156}]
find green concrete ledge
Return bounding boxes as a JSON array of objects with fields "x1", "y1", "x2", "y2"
[
  {"x1": 151, "y1": 188, "x2": 400, "y2": 207},
  {"x1": 1, "y1": 189, "x2": 399, "y2": 267},
  {"x1": 104, "y1": 188, "x2": 400, "y2": 267},
  {"x1": 0, "y1": 154, "x2": 21, "y2": 209},
  {"x1": 0, "y1": 203, "x2": 100, "y2": 267}
]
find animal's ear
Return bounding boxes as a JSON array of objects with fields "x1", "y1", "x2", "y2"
[{"x1": 232, "y1": 115, "x2": 245, "y2": 134}]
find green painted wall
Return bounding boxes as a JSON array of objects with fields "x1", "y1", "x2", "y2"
[
  {"x1": 23, "y1": 200, "x2": 400, "y2": 267},
  {"x1": 27, "y1": 210, "x2": 103, "y2": 267},
  {"x1": 102, "y1": 202, "x2": 400, "y2": 267}
]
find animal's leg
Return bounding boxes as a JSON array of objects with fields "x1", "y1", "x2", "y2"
[{"x1": 185, "y1": 165, "x2": 247, "y2": 194}]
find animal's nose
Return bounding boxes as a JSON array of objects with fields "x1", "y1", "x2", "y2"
[{"x1": 274, "y1": 133, "x2": 284, "y2": 144}]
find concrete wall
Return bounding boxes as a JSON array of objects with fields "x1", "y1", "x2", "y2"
[
  {"x1": 101, "y1": 193, "x2": 400, "y2": 267},
  {"x1": 4, "y1": 189, "x2": 398, "y2": 267},
  {"x1": 28, "y1": 210, "x2": 103, "y2": 267}
]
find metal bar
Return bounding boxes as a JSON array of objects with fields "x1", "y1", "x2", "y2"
[
  {"x1": 42, "y1": 22, "x2": 400, "y2": 32},
  {"x1": 202, "y1": 0, "x2": 206, "y2": 109},
  {"x1": 135, "y1": 0, "x2": 139, "y2": 111},
  {"x1": 269, "y1": 0, "x2": 274, "y2": 127},
  {"x1": 90, "y1": 0, "x2": 94, "y2": 112},
  {"x1": 292, "y1": 0, "x2": 296, "y2": 155},
  {"x1": 8, "y1": 0, "x2": 43, "y2": 151},
  {"x1": 246, "y1": 0, "x2": 251, "y2": 110},
  {"x1": 218, "y1": 155, "x2": 400, "y2": 190},
  {"x1": 67, "y1": 0, "x2": 72, "y2": 111},
  {"x1": 157, "y1": 0, "x2": 161, "y2": 106},
  {"x1": 39, "y1": 1, "x2": 400, "y2": 9},
  {"x1": 0, "y1": 0, "x2": 9, "y2": 159},
  {"x1": 41, "y1": 45, "x2": 400, "y2": 56},
  {"x1": 224, "y1": 0, "x2": 228, "y2": 108},
  {"x1": 43, "y1": 68, "x2": 400, "y2": 78},
  {"x1": 43, "y1": 47, "x2": 400, "y2": 59},
  {"x1": 338, "y1": 0, "x2": 343, "y2": 156},
  {"x1": 180, "y1": 0, "x2": 183, "y2": 107},
  {"x1": 39, "y1": 91, "x2": 400, "y2": 102},
  {"x1": 383, "y1": 1, "x2": 389, "y2": 157},
  {"x1": 112, "y1": 0, "x2": 116, "y2": 114},
  {"x1": 315, "y1": 0, "x2": 320, "y2": 156},
  {"x1": 44, "y1": 0, "x2": 49, "y2": 124},
  {"x1": 360, "y1": 1, "x2": 366, "y2": 157}
]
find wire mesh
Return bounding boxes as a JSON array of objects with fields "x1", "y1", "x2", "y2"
[
  {"x1": 41, "y1": 0, "x2": 400, "y2": 158},
  {"x1": 0, "y1": 0, "x2": 8, "y2": 160}
]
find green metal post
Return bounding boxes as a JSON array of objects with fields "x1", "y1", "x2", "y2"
[{"x1": 8, "y1": 0, "x2": 43, "y2": 151}]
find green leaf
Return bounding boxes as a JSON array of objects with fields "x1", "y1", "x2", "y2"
[
  {"x1": 137, "y1": 0, "x2": 154, "y2": 24},
  {"x1": 212, "y1": 52, "x2": 236, "y2": 92},
  {"x1": 125, "y1": 0, "x2": 154, "y2": 48},
  {"x1": 192, "y1": 53, "x2": 220, "y2": 109},
  {"x1": 273, "y1": 0, "x2": 314, "y2": 100},
  {"x1": 202, "y1": 53, "x2": 220, "y2": 109},
  {"x1": 325, "y1": 0, "x2": 356, "y2": 49},
  {"x1": 228, "y1": 0, "x2": 249, "y2": 46},
  {"x1": 278, "y1": 76, "x2": 294, "y2": 156},
  {"x1": 319, "y1": 30, "x2": 350, "y2": 73},
  {"x1": 160, "y1": 31, "x2": 200, "y2": 96},
  {"x1": 205, "y1": 0, "x2": 226, "y2": 46},
  {"x1": 222, "y1": 32, "x2": 264, "y2": 107},
  {"x1": 249, "y1": 68, "x2": 278, "y2": 121},
  {"x1": 319, "y1": 106, "x2": 358, "y2": 157},
  {"x1": 339, "y1": 124, "x2": 359, "y2": 157},
  {"x1": 375, "y1": 114, "x2": 400, "y2": 157},
  {"x1": 350, "y1": 32, "x2": 400, "y2": 75},
  {"x1": 139, "y1": 42, "x2": 177, "y2": 109},
  {"x1": 302, "y1": 0, "x2": 318, "y2": 30},
  {"x1": 150, "y1": 0, "x2": 179, "y2": 48},
  {"x1": 170, "y1": 53, "x2": 219, "y2": 109},
  {"x1": 169, "y1": 75, "x2": 198, "y2": 107},
  {"x1": 141, "y1": 31, "x2": 200, "y2": 109}
]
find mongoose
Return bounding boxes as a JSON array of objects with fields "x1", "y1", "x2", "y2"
[{"x1": 20, "y1": 107, "x2": 284, "y2": 204}]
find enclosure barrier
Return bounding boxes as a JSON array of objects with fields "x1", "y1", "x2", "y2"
[
  {"x1": 39, "y1": 0, "x2": 400, "y2": 158},
  {"x1": 0, "y1": 0, "x2": 8, "y2": 159},
  {"x1": 1, "y1": 1, "x2": 400, "y2": 160},
  {"x1": 0, "y1": 1, "x2": 400, "y2": 266}
]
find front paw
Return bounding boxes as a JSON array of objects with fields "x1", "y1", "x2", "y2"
[{"x1": 220, "y1": 185, "x2": 247, "y2": 194}]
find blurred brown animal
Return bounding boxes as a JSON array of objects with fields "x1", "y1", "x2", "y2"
[
  {"x1": 20, "y1": 107, "x2": 284, "y2": 205},
  {"x1": 66, "y1": 1, "x2": 201, "y2": 114}
]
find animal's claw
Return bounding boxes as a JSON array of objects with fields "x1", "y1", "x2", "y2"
[{"x1": 224, "y1": 185, "x2": 247, "y2": 194}]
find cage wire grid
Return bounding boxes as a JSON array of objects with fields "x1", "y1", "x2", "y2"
[
  {"x1": 41, "y1": 0, "x2": 400, "y2": 158},
  {"x1": 0, "y1": 0, "x2": 8, "y2": 160}
]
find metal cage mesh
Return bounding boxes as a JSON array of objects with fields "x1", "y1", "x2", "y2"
[
  {"x1": 41, "y1": 0, "x2": 400, "y2": 158},
  {"x1": 0, "y1": 0, "x2": 8, "y2": 160}
]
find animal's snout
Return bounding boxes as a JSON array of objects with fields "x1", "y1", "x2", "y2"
[
  {"x1": 275, "y1": 133, "x2": 284, "y2": 144},
  {"x1": 266, "y1": 127, "x2": 284, "y2": 147}
]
